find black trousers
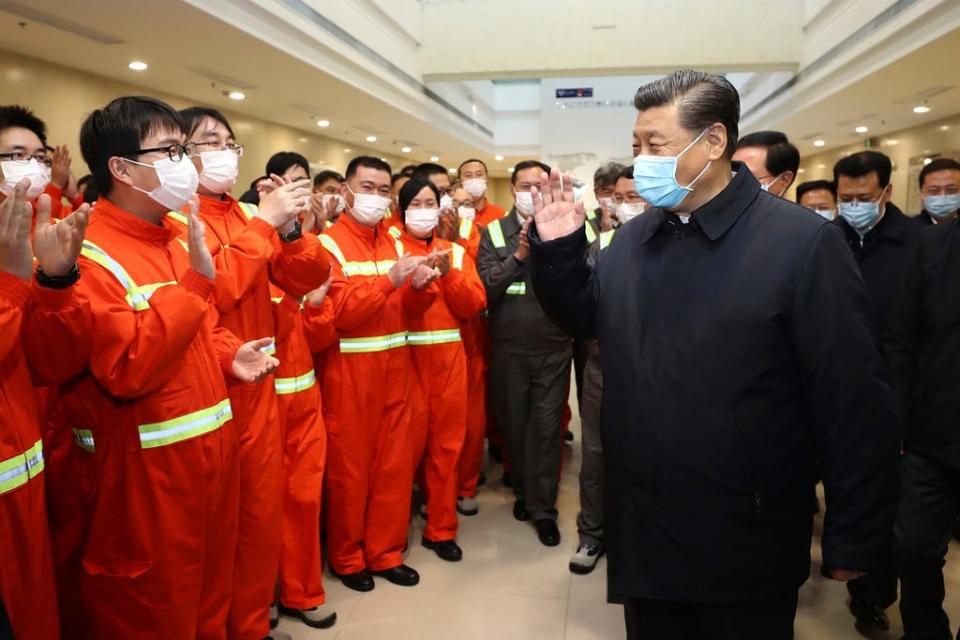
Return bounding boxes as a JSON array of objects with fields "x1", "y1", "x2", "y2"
[
  {"x1": 895, "y1": 451, "x2": 960, "y2": 640},
  {"x1": 624, "y1": 591, "x2": 798, "y2": 640}
]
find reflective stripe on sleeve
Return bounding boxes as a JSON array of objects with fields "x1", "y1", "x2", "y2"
[
  {"x1": 237, "y1": 202, "x2": 258, "y2": 220},
  {"x1": 451, "y1": 243, "x2": 466, "y2": 270},
  {"x1": 459, "y1": 217, "x2": 474, "y2": 240},
  {"x1": 407, "y1": 329, "x2": 461, "y2": 346},
  {"x1": 138, "y1": 399, "x2": 233, "y2": 449},
  {"x1": 72, "y1": 429, "x2": 95, "y2": 453},
  {"x1": 259, "y1": 338, "x2": 277, "y2": 356},
  {"x1": 506, "y1": 281, "x2": 526, "y2": 295},
  {"x1": 0, "y1": 439, "x2": 44, "y2": 496},
  {"x1": 274, "y1": 370, "x2": 317, "y2": 395},
  {"x1": 585, "y1": 223, "x2": 597, "y2": 244},
  {"x1": 80, "y1": 241, "x2": 175, "y2": 310},
  {"x1": 488, "y1": 219, "x2": 505, "y2": 248},
  {"x1": 167, "y1": 211, "x2": 188, "y2": 226},
  {"x1": 339, "y1": 332, "x2": 409, "y2": 353}
]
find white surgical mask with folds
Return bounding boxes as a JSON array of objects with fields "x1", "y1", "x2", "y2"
[
  {"x1": 458, "y1": 205, "x2": 476, "y2": 220},
  {"x1": 923, "y1": 193, "x2": 960, "y2": 219},
  {"x1": 617, "y1": 201, "x2": 646, "y2": 224},
  {"x1": 515, "y1": 191, "x2": 535, "y2": 218},
  {"x1": 123, "y1": 156, "x2": 199, "y2": 211},
  {"x1": 198, "y1": 149, "x2": 239, "y2": 193},
  {"x1": 405, "y1": 207, "x2": 440, "y2": 237},
  {"x1": 0, "y1": 158, "x2": 51, "y2": 200},
  {"x1": 347, "y1": 186, "x2": 391, "y2": 226},
  {"x1": 463, "y1": 178, "x2": 487, "y2": 198},
  {"x1": 321, "y1": 193, "x2": 346, "y2": 214},
  {"x1": 440, "y1": 194, "x2": 454, "y2": 210}
]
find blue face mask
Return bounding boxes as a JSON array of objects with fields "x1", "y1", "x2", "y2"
[
  {"x1": 632, "y1": 129, "x2": 712, "y2": 210},
  {"x1": 838, "y1": 198, "x2": 884, "y2": 233},
  {"x1": 923, "y1": 193, "x2": 960, "y2": 218}
]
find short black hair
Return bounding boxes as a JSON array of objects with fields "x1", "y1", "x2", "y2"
[
  {"x1": 0, "y1": 105, "x2": 47, "y2": 146},
  {"x1": 617, "y1": 165, "x2": 635, "y2": 181},
  {"x1": 345, "y1": 155, "x2": 392, "y2": 180},
  {"x1": 400, "y1": 164, "x2": 418, "y2": 176},
  {"x1": 313, "y1": 170, "x2": 344, "y2": 189},
  {"x1": 178, "y1": 106, "x2": 235, "y2": 139},
  {"x1": 77, "y1": 174, "x2": 99, "y2": 203},
  {"x1": 397, "y1": 176, "x2": 440, "y2": 218},
  {"x1": 633, "y1": 69, "x2": 740, "y2": 159},
  {"x1": 391, "y1": 172, "x2": 409, "y2": 186},
  {"x1": 594, "y1": 162, "x2": 625, "y2": 190},
  {"x1": 796, "y1": 179, "x2": 836, "y2": 203},
  {"x1": 266, "y1": 151, "x2": 310, "y2": 179},
  {"x1": 457, "y1": 158, "x2": 488, "y2": 177},
  {"x1": 919, "y1": 157, "x2": 960, "y2": 189},
  {"x1": 737, "y1": 131, "x2": 800, "y2": 177},
  {"x1": 510, "y1": 160, "x2": 551, "y2": 185},
  {"x1": 79, "y1": 96, "x2": 182, "y2": 197},
  {"x1": 412, "y1": 162, "x2": 448, "y2": 180},
  {"x1": 833, "y1": 151, "x2": 892, "y2": 188}
]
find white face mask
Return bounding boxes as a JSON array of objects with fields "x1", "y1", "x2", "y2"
[
  {"x1": 463, "y1": 178, "x2": 487, "y2": 198},
  {"x1": 458, "y1": 205, "x2": 476, "y2": 220},
  {"x1": 515, "y1": 191, "x2": 535, "y2": 217},
  {"x1": 347, "y1": 186, "x2": 391, "y2": 226},
  {"x1": 439, "y1": 194, "x2": 454, "y2": 210},
  {"x1": 1, "y1": 158, "x2": 51, "y2": 200},
  {"x1": 198, "y1": 149, "x2": 239, "y2": 193},
  {"x1": 321, "y1": 193, "x2": 346, "y2": 214},
  {"x1": 405, "y1": 207, "x2": 440, "y2": 236},
  {"x1": 618, "y1": 201, "x2": 646, "y2": 223},
  {"x1": 599, "y1": 196, "x2": 615, "y2": 211},
  {"x1": 123, "y1": 156, "x2": 199, "y2": 211}
]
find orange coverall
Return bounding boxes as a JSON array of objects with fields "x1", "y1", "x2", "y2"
[
  {"x1": 313, "y1": 214, "x2": 433, "y2": 573},
  {"x1": 270, "y1": 286, "x2": 327, "y2": 611},
  {"x1": 398, "y1": 230, "x2": 486, "y2": 541},
  {"x1": 168, "y1": 193, "x2": 329, "y2": 639},
  {"x1": 0, "y1": 272, "x2": 91, "y2": 640},
  {"x1": 62, "y1": 198, "x2": 242, "y2": 639}
]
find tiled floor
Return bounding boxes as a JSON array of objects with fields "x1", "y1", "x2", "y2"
[{"x1": 278, "y1": 410, "x2": 960, "y2": 639}]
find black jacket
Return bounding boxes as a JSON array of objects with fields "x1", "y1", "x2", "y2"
[
  {"x1": 885, "y1": 219, "x2": 960, "y2": 469},
  {"x1": 836, "y1": 204, "x2": 920, "y2": 342},
  {"x1": 529, "y1": 166, "x2": 899, "y2": 603},
  {"x1": 477, "y1": 209, "x2": 571, "y2": 353}
]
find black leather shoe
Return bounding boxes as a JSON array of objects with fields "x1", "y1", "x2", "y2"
[
  {"x1": 333, "y1": 569, "x2": 374, "y2": 592},
  {"x1": 489, "y1": 444, "x2": 503, "y2": 463},
  {"x1": 422, "y1": 537, "x2": 463, "y2": 562},
  {"x1": 535, "y1": 519, "x2": 561, "y2": 547},
  {"x1": 374, "y1": 564, "x2": 420, "y2": 587},
  {"x1": 513, "y1": 499, "x2": 530, "y2": 521},
  {"x1": 502, "y1": 471, "x2": 513, "y2": 488},
  {"x1": 849, "y1": 597, "x2": 890, "y2": 632}
]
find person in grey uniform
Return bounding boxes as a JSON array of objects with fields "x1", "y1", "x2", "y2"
[{"x1": 477, "y1": 159, "x2": 573, "y2": 548}]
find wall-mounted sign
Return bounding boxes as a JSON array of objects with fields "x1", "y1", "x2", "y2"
[{"x1": 556, "y1": 87, "x2": 593, "y2": 99}]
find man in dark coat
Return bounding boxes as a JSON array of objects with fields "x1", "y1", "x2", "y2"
[{"x1": 528, "y1": 69, "x2": 900, "y2": 640}]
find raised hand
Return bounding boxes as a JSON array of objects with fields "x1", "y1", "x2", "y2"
[
  {"x1": 598, "y1": 198, "x2": 616, "y2": 232},
  {"x1": 532, "y1": 168, "x2": 586, "y2": 242},
  {"x1": 50, "y1": 145, "x2": 72, "y2": 190},
  {"x1": 388, "y1": 252, "x2": 429, "y2": 288},
  {"x1": 304, "y1": 269, "x2": 334, "y2": 307},
  {"x1": 427, "y1": 247, "x2": 452, "y2": 276},
  {"x1": 301, "y1": 193, "x2": 327, "y2": 234},
  {"x1": 0, "y1": 180, "x2": 35, "y2": 280},
  {"x1": 33, "y1": 193, "x2": 90, "y2": 277},
  {"x1": 410, "y1": 263, "x2": 440, "y2": 290},
  {"x1": 187, "y1": 197, "x2": 215, "y2": 281},
  {"x1": 258, "y1": 176, "x2": 312, "y2": 230},
  {"x1": 515, "y1": 219, "x2": 531, "y2": 261},
  {"x1": 435, "y1": 207, "x2": 459, "y2": 241},
  {"x1": 232, "y1": 337, "x2": 280, "y2": 382}
]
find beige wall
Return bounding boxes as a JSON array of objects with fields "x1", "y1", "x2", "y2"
[
  {"x1": 792, "y1": 113, "x2": 960, "y2": 214},
  {"x1": 0, "y1": 48, "x2": 405, "y2": 198}
]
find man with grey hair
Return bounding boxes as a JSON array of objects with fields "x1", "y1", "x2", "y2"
[
  {"x1": 528, "y1": 69, "x2": 898, "y2": 638},
  {"x1": 592, "y1": 162, "x2": 624, "y2": 230}
]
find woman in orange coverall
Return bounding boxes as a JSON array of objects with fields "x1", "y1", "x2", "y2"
[{"x1": 394, "y1": 177, "x2": 486, "y2": 561}]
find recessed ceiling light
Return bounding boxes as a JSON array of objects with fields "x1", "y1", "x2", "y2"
[
  {"x1": 813, "y1": 139, "x2": 825, "y2": 147},
  {"x1": 366, "y1": 135, "x2": 377, "y2": 142},
  {"x1": 228, "y1": 91, "x2": 245, "y2": 101},
  {"x1": 430, "y1": 156, "x2": 439, "y2": 162},
  {"x1": 940, "y1": 125, "x2": 950, "y2": 131},
  {"x1": 495, "y1": 154, "x2": 504, "y2": 161},
  {"x1": 507, "y1": 167, "x2": 515, "y2": 173},
  {"x1": 855, "y1": 126, "x2": 868, "y2": 133},
  {"x1": 343, "y1": 148, "x2": 352, "y2": 153},
  {"x1": 913, "y1": 105, "x2": 931, "y2": 114},
  {"x1": 316, "y1": 119, "x2": 330, "y2": 128},
  {"x1": 817, "y1": 164, "x2": 826, "y2": 169},
  {"x1": 298, "y1": 137, "x2": 307, "y2": 142},
  {"x1": 923, "y1": 157, "x2": 933, "y2": 165},
  {"x1": 128, "y1": 61, "x2": 148, "y2": 71},
  {"x1": 883, "y1": 139, "x2": 899, "y2": 146},
  {"x1": 448, "y1": 168, "x2": 456, "y2": 173},
  {"x1": 797, "y1": 168, "x2": 806, "y2": 174},
  {"x1": 401, "y1": 146, "x2": 412, "y2": 153}
]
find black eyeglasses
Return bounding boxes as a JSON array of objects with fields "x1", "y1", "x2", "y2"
[
  {"x1": 125, "y1": 143, "x2": 196, "y2": 162},
  {"x1": 0, "y1": 151, "x2": 53, "y2": 167},
  {"x1": 193, "y1": 141, "x2": 244, "y2": 157}
]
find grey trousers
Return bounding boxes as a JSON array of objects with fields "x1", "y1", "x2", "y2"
[
  {"x1": 491, "y1": 346, "x2": 572, "y2": 521},
  {"x1": 576, "y1": 341, "x2": 604, "y2": 546}
]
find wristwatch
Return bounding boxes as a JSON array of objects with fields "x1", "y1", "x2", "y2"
[
  {"x1": 36, "y1": 264, "x2": 80, "y2": 289},
  {"x1": 279, "y1": 220, "x2": 303, "y2": 243}
]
